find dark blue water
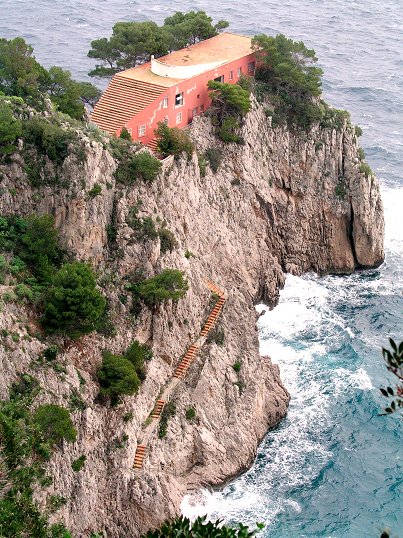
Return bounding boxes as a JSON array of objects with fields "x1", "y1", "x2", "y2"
[{"x1": 1, "y1": 1, "x2": 402, "y2": 536}]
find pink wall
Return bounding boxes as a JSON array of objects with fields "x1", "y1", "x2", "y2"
[{"x1": 120, "y1": 52, "x2": 256, "y2": 146}]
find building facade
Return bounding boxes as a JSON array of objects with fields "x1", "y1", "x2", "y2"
[{"x1": 91, "y1": 33, "x2": 256, "y2": 149}]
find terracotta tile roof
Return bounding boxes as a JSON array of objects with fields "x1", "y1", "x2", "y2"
[{"x1": 90, "y1": 75, "x2": 165, "y2": 135}]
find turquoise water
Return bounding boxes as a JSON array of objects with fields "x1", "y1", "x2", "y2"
[{"x1": 1, "y1": 1, "x2": 402, "y2": 536}]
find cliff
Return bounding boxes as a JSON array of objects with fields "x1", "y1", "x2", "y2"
[{"x1": 0, "y1": 100, "x2": 384, "y2": 536}]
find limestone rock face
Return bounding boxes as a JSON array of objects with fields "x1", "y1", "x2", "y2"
[{"x1": 0, "y1": 102, "x2": 384, "y2": 537}]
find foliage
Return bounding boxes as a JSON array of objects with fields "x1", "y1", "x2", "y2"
[
  {"x1": 88, "y1": 183, "x2": 102, "y2": 197},
  {"x1": 88, "y1": 12, "x2": 228, "y2": 77},
  {"x1": 253, "y1": 34, "x2": 325, "y2": 129},
  {"x1": 253, "y1": 33, "x2": 323, "y2": 99},
  {"x1": 185, "y1": 406, "x2": 196, "y2": 420},
  {"x1": 33, "y1": 404, "x2": 77, "y2": 446},
  {"x1": 143, "y1": 515, "x2": 264, "y2": 537},
  {"x1": 19, "y1": 214, "x2": 63, "y2": 283},
  {"x1": 233, "y1": 360, "x2": 242, "y2": 372},
  {"x1": 71, "y1": 455, "x2": 86, "y2": 472},
  {"x1": 114, "y1": 150, "x2": 162, "y2": 184},
  {"x1": 159, "y1": 227, "x2": 177, "y2": 253},
  {"x1": 355, "y1": 125, "x2": 363, "y2": 137},
  {"x1": 217, "y1": 116, "x2": 242, "y2": 143},
  {"x1": 208, "y1": 80, "x2": 251, "y2": 118},
  {"x1": 41, "y1": 262, "x2": 106, "y2": 338},
  {"x1": 97, "y1": 351, "x2": 140, "y2": 405},
  {"x1": 119, "y1": 127, "x2": 132, "y2": 140},
  {"x1": 0, "y1": 37, "x2": 99, "y2": 116},
  {"x1": 359, "y1": 162, "x2": 373, "y2": 177},
  {"x1": 380, "y1": 338, "x2": 402, "y2": 416},
  {"x1": 0, "y1": 101, "x2": 22, "y2": 156},
  {"x1": 204, "y1": 147, "x2": 222, "y2": 173},
  {"x1": 198, "y1": 154, "x2": 207, "y2": 177},
  {"x1": 133, "y1": 269, "x2": 188, "y2": 308},
  {"x1": 155, "y1": 122, "x2": 194, "y2": 158},
  {"x1": 23, "y1": 116, "x2": 74, "y2": 164},
  {"x1": 319, "y1": 105, "x2": 350, "y2": 131},
  {"x1": 357, "y1": 147, "x2": 365, "y2": 161},
  {"x1": 158, "y1": 401, "x2": 176, "y2": 439},
  {"x1": 124, "y1": 340, "x2": 152, "y2": 381},
  {"x1": 0, "y1": 393, "x2": 73, "y2": 537}
]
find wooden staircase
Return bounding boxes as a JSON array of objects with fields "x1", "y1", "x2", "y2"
[
  {"x1": 173, "y1": 344, "x2": 199, "y2": 379},
  {"x1": 151, "y1": 399, "x2": 165, "y2": 419},
  {"x1": 200, "y1": 297, "x2": 225, "y2": 337},
  {"x1": 133, "y1": 444, "x2": 146, "y2": 469},
  {"x1": 132, "y1": 281, "x2": 226, "y2": 470}
]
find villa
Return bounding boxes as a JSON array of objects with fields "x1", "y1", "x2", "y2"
[{"x1": 91, "y1": 32, "x2": 255, "y2": 150}]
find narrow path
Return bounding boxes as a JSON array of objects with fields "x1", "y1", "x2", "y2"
[{"x1": 132, "y1": 280, "x2": 226, "y2": 471}]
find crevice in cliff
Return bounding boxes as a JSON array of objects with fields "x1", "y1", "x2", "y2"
[{"x1": 348, "y1": 201, "x2": 359, "y2": 268}]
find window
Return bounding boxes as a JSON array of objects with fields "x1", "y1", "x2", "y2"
[
  {"x1": 176, "y1": 112, "x2": 182, "y2": 124},
  {"x1": 229, "y1": 70, "x2": 233, "y2": 81},
  {"x1": 163, "y1": 116, "x2": 169, "y2": 124},
  {"x1": 175, "y1": 92, "x2": 183, "y2": 107},
  {"x1": 138, "y1": 124, "x2": 146, "y2": 137},
  {"x1": 163, "y1": 96, "x2": 169, "y2": 108},
  {"x1": 248, "y1": 61, "x2": 255, "y2": 73},
  {"x1": 214, "y1": 75, "x2": 224, "y2": 83},
  {"x1": 200, "y1": 104, "x2": 204, "y2": 113},
  {"x1": 237, "y1": 67, "x2": 242, "y2": 77}
]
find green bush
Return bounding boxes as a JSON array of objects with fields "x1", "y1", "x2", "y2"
[
  {"x1": 207, "y1": 80, "x2": 251, "y2": 117},
  {"x1": 134, "y1": 269, "x2": 188, "y2": 308},
  {"x1": 125, "y1": 340, "x2": 152, "y2": 381},
  {"x1": 0, "y1": 101, "x2": 22, "y2": 156},
  {"x1": 155, "y1": 122, "x2": 194, "y2": 158},
  {"x1": 357, "y1": 147, "x2": 365, "y2": 161},
  {"x1": 159, "y1": 227, "x2": 177, "y2": 253},
  {"x1": 23, "y1": 116, "x2": 73, "y2": 164},
  {"x1": 355, "y1": 125, "x2": 363, "y2": 137},
  {"x1": 185, "y1": 406, "x2": 196, "y2": 420},
  {"x1": 142, "y1": 515, "x2": 264, "y2": 537},
  {"x1": 88, "y1": 183, "x2": 102, "y2": 197},
  {"x1": 33, "y1": 404, "x2": 77, "y2": 446},
  {"x1": 119, "y1": 127, "x2": 132, "y2": 140},
  {"x1": 42, "y1": 262, "x2": 106, "y2": 338},
  {"x1": 359, "y1": 162, "x2": 373, "y2": 177},
  {"x1": 71, "y1": 454, "x2": 86, "y2": 472},
  {"x1": 204, "y1": 147, "x2": 222, "y2": 173},
  {"x1": 97, "y1": 351, "x2": 140, "y2": 404},
  {"x1": 19, "y1": 214, "x2": 62, "y2": 283},
  {"x1": 217, "y1": 116, "x2": 242, "y2": 143},
  {"x1": 233, "y1": 361, "x2": 242, "y2": 372},
  {"x1": 158, "y1": 401, "x2": 176, "y2": 439},
  {"x1": 114, "y1": 151, "x2": 162, "y2": 184}
]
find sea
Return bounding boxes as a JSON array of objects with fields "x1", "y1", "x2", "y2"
[{"x1": 1, "y1": 1, "x2": 402, "y2": 536}]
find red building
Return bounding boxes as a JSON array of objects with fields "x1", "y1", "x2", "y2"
[{"x1": 91, "y1": 33, "x2": 255, "y2": 150}]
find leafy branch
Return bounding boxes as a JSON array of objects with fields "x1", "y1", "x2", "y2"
[{"x1": 379, "y1": 338, "x2": 403, "y2": 415}]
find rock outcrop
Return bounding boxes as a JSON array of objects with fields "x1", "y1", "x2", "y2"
[{"x1": 0, "y1": 100, "x2": 384, "y2": 536}]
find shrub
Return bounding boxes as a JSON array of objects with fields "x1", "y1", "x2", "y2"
[
  {"x1": 217, "y1": 116, "x2": 242, "y2": 143},
  {"x1": 357, "y1": 147, "x2": 365, "y2": 161},
  {"x1": 198, "y1": 154, "x2": 207, "y2": 177},
  {"x1": 23, "y1": 116, "x2": 73, "y2": 164},
  {"x1": 33, "y1": 404, "x2": 77, "y2": 446},
  {"x1": 125, "y1": 340, "x2": 152, "y2": 380},
  {"x1": 159, "y1": 227, "x2": 177, "y2": 253},
  {"x1": 134, "y1": 269, "x2": 188, "y2": 308},
  {"x1": 19, "y1": 214, "x2": 63, "y2": 283},
  {"x1": 0, "y1": 101, "x2": 22, "y2": 156},
  {"x1": 119, "y1": 127, "x2": 132, "y2": 140},
  {"x1": 185, "y1": 406, "x2": 196, "y2": 420},
  {"x1": 142, "y1": 515, "x2": 263, "y2": 537},
  {"x1": 71, "y1": 455, "x2": 86, "y2": 472},
  {"x1": 207, "y1": 80, "x2": 251, "y2": 117},
  {"x1": 88, "y1": 183, "x2": 102, "y2": 197},
  {"x1": 204, "y1": 147, "x2": 222, "y2": 173},
  {"x1": 355, "y1": 125, "x2": 363, "y2": 137},
  {"x1": 42, "y1": 262, "x2": 106, "y2": 338},
  {"x1": 184, "y1": 250, "x2": 193, "y2": 259},
  {"x1": 359, "y1": 162, "x2": 373, "y2": 177},
  {"x1": 155, "y1": 122, "x2": 194, "y2": 158},
  {"x1": 158, "y1": 401, "x2": 176, "y2": 439},
  {"x1": 114, "y1": 151, "x2": 162, "y2": 184},
  {"x1": 97, "y1": 351, "x2": 140, "y2": 404},
  {"x1": 233, "y1": 361, "x2": 242, "y2": 372},
  {"x1": 42, "y1": 345, "x2": 58, "y2": 361},
  {"x1": 14, "y1": 283, "x2": 35, "y2": 302}
]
